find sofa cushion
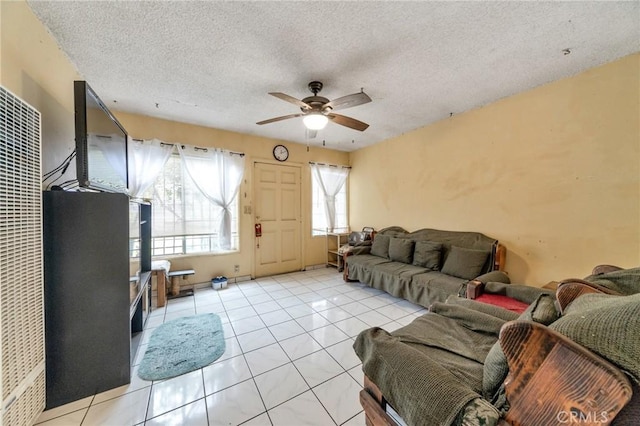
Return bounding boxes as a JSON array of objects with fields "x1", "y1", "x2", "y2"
[
  {"x1": 482, "y1": 294, "x2": 558, "y2": 402},
  {"x1": 363, "y1": 261, "x2": 428, "y2": 300},
  {"x1": 474, "y1": 294, "x2": 529, "y2": 314},
  {"x1": 412, "y1": 240, "x2": 442, "y2": 270},
  {"x1": 474, "y1": 271, "x2": 510, "y2": 284},
  {"x1": 346, "y1": 254, "x2": 392, "y2": 268},
  {"x1": 441, "y1": 246, "x2": 489, "y2": 280},
  {"x1": 388, "y1": 237, "x2": 414, "y2": 264},
  {"x1": 346, "y1": 254, "x2": 392, "y2": 284},
  {"x1": 370, "y1": 234, "x2": 391, "y2": 258},
  {"x1": 410, "y1": 272, "x2": 468, "y2": 306},
  {"x1": 550, "y1": 293, "x2": 640, "y2": 383}
]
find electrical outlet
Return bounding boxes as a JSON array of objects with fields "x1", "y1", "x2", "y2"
[
  {"x1": 234, "y1": 265, "x2": 240, "y2": 273},
  {"x1": 244, "y1": 205, "x2": 252, "y2": 214}
]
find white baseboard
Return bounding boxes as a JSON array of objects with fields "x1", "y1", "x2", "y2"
[{"x1": 304, "y1": 264, "x2": 329, "y2": 270}]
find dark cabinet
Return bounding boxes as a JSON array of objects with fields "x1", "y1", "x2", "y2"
[{"x1": 43, "y1": 191, "x2": 130, "y2": 409}]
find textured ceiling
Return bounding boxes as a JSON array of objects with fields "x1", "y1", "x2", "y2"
[{"x1": 28, "y1": 1, "x2": 639, "y2": 152}]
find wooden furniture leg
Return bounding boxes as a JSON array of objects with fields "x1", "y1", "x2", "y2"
[
  {"x1": 156, "y1": 270, "x2": 167, "y2": 308},
  {"x1": 360, "y1": 376, "x2": 399, "y2": 426},
  {"x1": 166, "y1": 269, "x2": 196, "y2": 298}
]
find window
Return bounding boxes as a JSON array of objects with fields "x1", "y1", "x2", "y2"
[
  {"x1": 129, "y1": 154, "x2": 239, "y2": 257},
  {"x1": 311, "y1": 175, "x2": 348, "y2": 236}
]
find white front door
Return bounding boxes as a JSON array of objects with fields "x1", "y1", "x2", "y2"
[{"x1": 254, "y1": 162, "x2": 302, "y2": 277}]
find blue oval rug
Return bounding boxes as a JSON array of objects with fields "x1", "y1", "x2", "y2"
[{"x1": 138, "y1": 313, "x2": 225, "y2": 381}]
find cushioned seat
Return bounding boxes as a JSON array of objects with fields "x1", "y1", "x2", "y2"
[
  {"x1": 355, "y1": 294, "x2": 559, "y2": 425},
  {"x1": 474, "y1": 294, "x2": 529, "y2": 313},
  {"x1": 346, "y1": 254, "x2": 393, "y2": 284},
  {"x1": 363, "y1": 262, "x2": 429, "y2": 299},
  {"x1": 346, "y1": 254, "x2": 392, "y2": 268},
  {"x1": 354, "y1": 268, "x2": 640, "y2": 425},
  {"x1": 410, "y1": 271, "x2": 468, "y2": 304}
]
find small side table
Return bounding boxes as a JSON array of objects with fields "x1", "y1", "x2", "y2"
[
  {"x1": 327, "y1": 232, "x2": 350, "y2": 271},
  {"x1": 151, "y1": 260, "x2": 171, "y2": 308},
  {"x1": 542, "y1": 281, "x2": 559, "y2": 291}
]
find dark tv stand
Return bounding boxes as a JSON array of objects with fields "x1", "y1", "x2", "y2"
[{"x1": 43, "y1": 193, "x2": 153, "y2": 409}]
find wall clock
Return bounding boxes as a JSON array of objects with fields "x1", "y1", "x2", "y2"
[{"x1": 273, "y1": 144, "x2": 289, "y2": 162}]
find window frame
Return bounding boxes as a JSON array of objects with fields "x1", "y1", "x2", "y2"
[
  {"x1": 129, "y1": 153, "x2": 240, "y2": 258},
  {"x1": 311, "y1": 173, "x2": 349, "y2": 236}
]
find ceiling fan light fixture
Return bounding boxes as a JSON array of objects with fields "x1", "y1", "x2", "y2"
[{"x1": 303, "y1": 113, "x2": 328, "y2": 130}]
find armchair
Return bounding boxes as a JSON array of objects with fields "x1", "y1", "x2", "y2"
[
  {"x1": 354, "y1": 272, "x2": 639, "y2": 426},
  {"x1": 359, "y1": 320, "x2": 633, "y2": 426},
  {"x1": 554, "y1": 264, "x2": 640, "y2": 313}
]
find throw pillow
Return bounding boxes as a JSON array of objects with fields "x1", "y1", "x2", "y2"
[
  {"x1": 388, "y1": 237, "x2": 415, "y2": 264},
  {"x1": 549, "y1": 293, "x2": 640, "y2": 383},
  {"x1": 482, "y1": 294, "x2": 558, "y2": 401},
  {"x1": 370, "y1": 234, "x2": 391, "y2": 259},
  {"x1": 441, "y1": 246, "x2": 489, "y2": 280},
  {"x1": 412, "y1": 240, "x2": 442, "y2": 270}
]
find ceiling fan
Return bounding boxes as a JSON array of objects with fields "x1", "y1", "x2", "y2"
[{"x1": 256, "y1": 81, "x2": 371, "y2": 138}]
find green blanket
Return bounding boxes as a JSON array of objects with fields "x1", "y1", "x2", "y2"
[
  {"x1": 584, "y1": 266, "x2": 640, "y2": 295},
  {"x1": 353, "y1": 305, "x2": 504, "y2": 426}
]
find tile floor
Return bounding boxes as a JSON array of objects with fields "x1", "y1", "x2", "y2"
[{"x1": 35, "y1": 268, "x2": 427, "y2": 426}]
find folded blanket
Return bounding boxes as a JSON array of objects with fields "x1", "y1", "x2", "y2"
[
  {"x1": 354, "y1": 304, "x2": 504, "y2": 425},
  {"x1": 354, "y1": 328, "x2": 480, "y2": 426}
]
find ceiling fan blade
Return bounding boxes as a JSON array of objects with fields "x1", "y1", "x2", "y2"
[
  {"x1": 256, "y1": 113, "x2": 303, "y2": 125},
  {"x1": 328, "y1": 113, "x2": 369, "y2": 131},
  {"x1": 306, "y1": 129, "x2": 317, "y2": 139},
  {"x1": 269, "y1": 92, "x2": 311, "y2": 110},
  {"x1": 324, "y1": 92, "x2": 371, "y2": 111}
]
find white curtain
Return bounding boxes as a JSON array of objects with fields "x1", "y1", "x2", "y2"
[
  {"x1": 177, "y1": 145, "x2": 245, "y2": 250},
  {"x1": 311, "y1": 163, "x2": 349, "y2": 233},
  {"x1": 127, "y1": 138, "x2": 174, "y2": 198}
]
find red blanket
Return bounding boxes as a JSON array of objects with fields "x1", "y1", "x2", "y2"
[{"x1": 475, "y1": 294, "x2": 529, "y2": 314}]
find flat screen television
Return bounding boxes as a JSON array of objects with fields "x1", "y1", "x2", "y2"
[{"x1": 74, "y1": 80, "x2": 128, "y2": 193}]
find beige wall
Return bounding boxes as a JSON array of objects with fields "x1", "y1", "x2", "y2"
[
  {"x1": 117, "y1": 111, "x2": 349, "y2": 282},
  {"x1": 1, "y1": 0, "x2": 81, "y2": 176},
  {"x1": 349, "y1": 54, "x2": 640, "y2": 285},
  {"x1": 5, "y1": 1, "x2": 639, "y2": 286},
  {"x1": 2, "y1": 1, "x2": 349, "y2": 286}
]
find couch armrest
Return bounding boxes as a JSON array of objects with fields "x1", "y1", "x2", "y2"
[
  {"x1": 466, "y1": 280, "x2": 484, "y2": 299},
  {"x1": 592, "y1": 264, "x2": 623, "y2": 275},
  {"x1": 494, "y1": 243, "x2": 507, "y2": 271},
  {"x1": 556, "y1": 278, "x2": 619, "y2": 314},
  {"x1": 500, "y1": 321, "x2": 632, "y2": 426},
  {"x1": 474, "y1": 270, "x2": 511, "y2": 284},
  {"x1": 466, "y1": 271, "x2": 510, "y2": 300}
]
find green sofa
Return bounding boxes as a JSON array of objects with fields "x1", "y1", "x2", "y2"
[
  {"x1": 344, "y1": 226, "x2": 507, "y2": 307},
  {"x1": 353, "y1": 267, "x2": 640, "y2": 426}
]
